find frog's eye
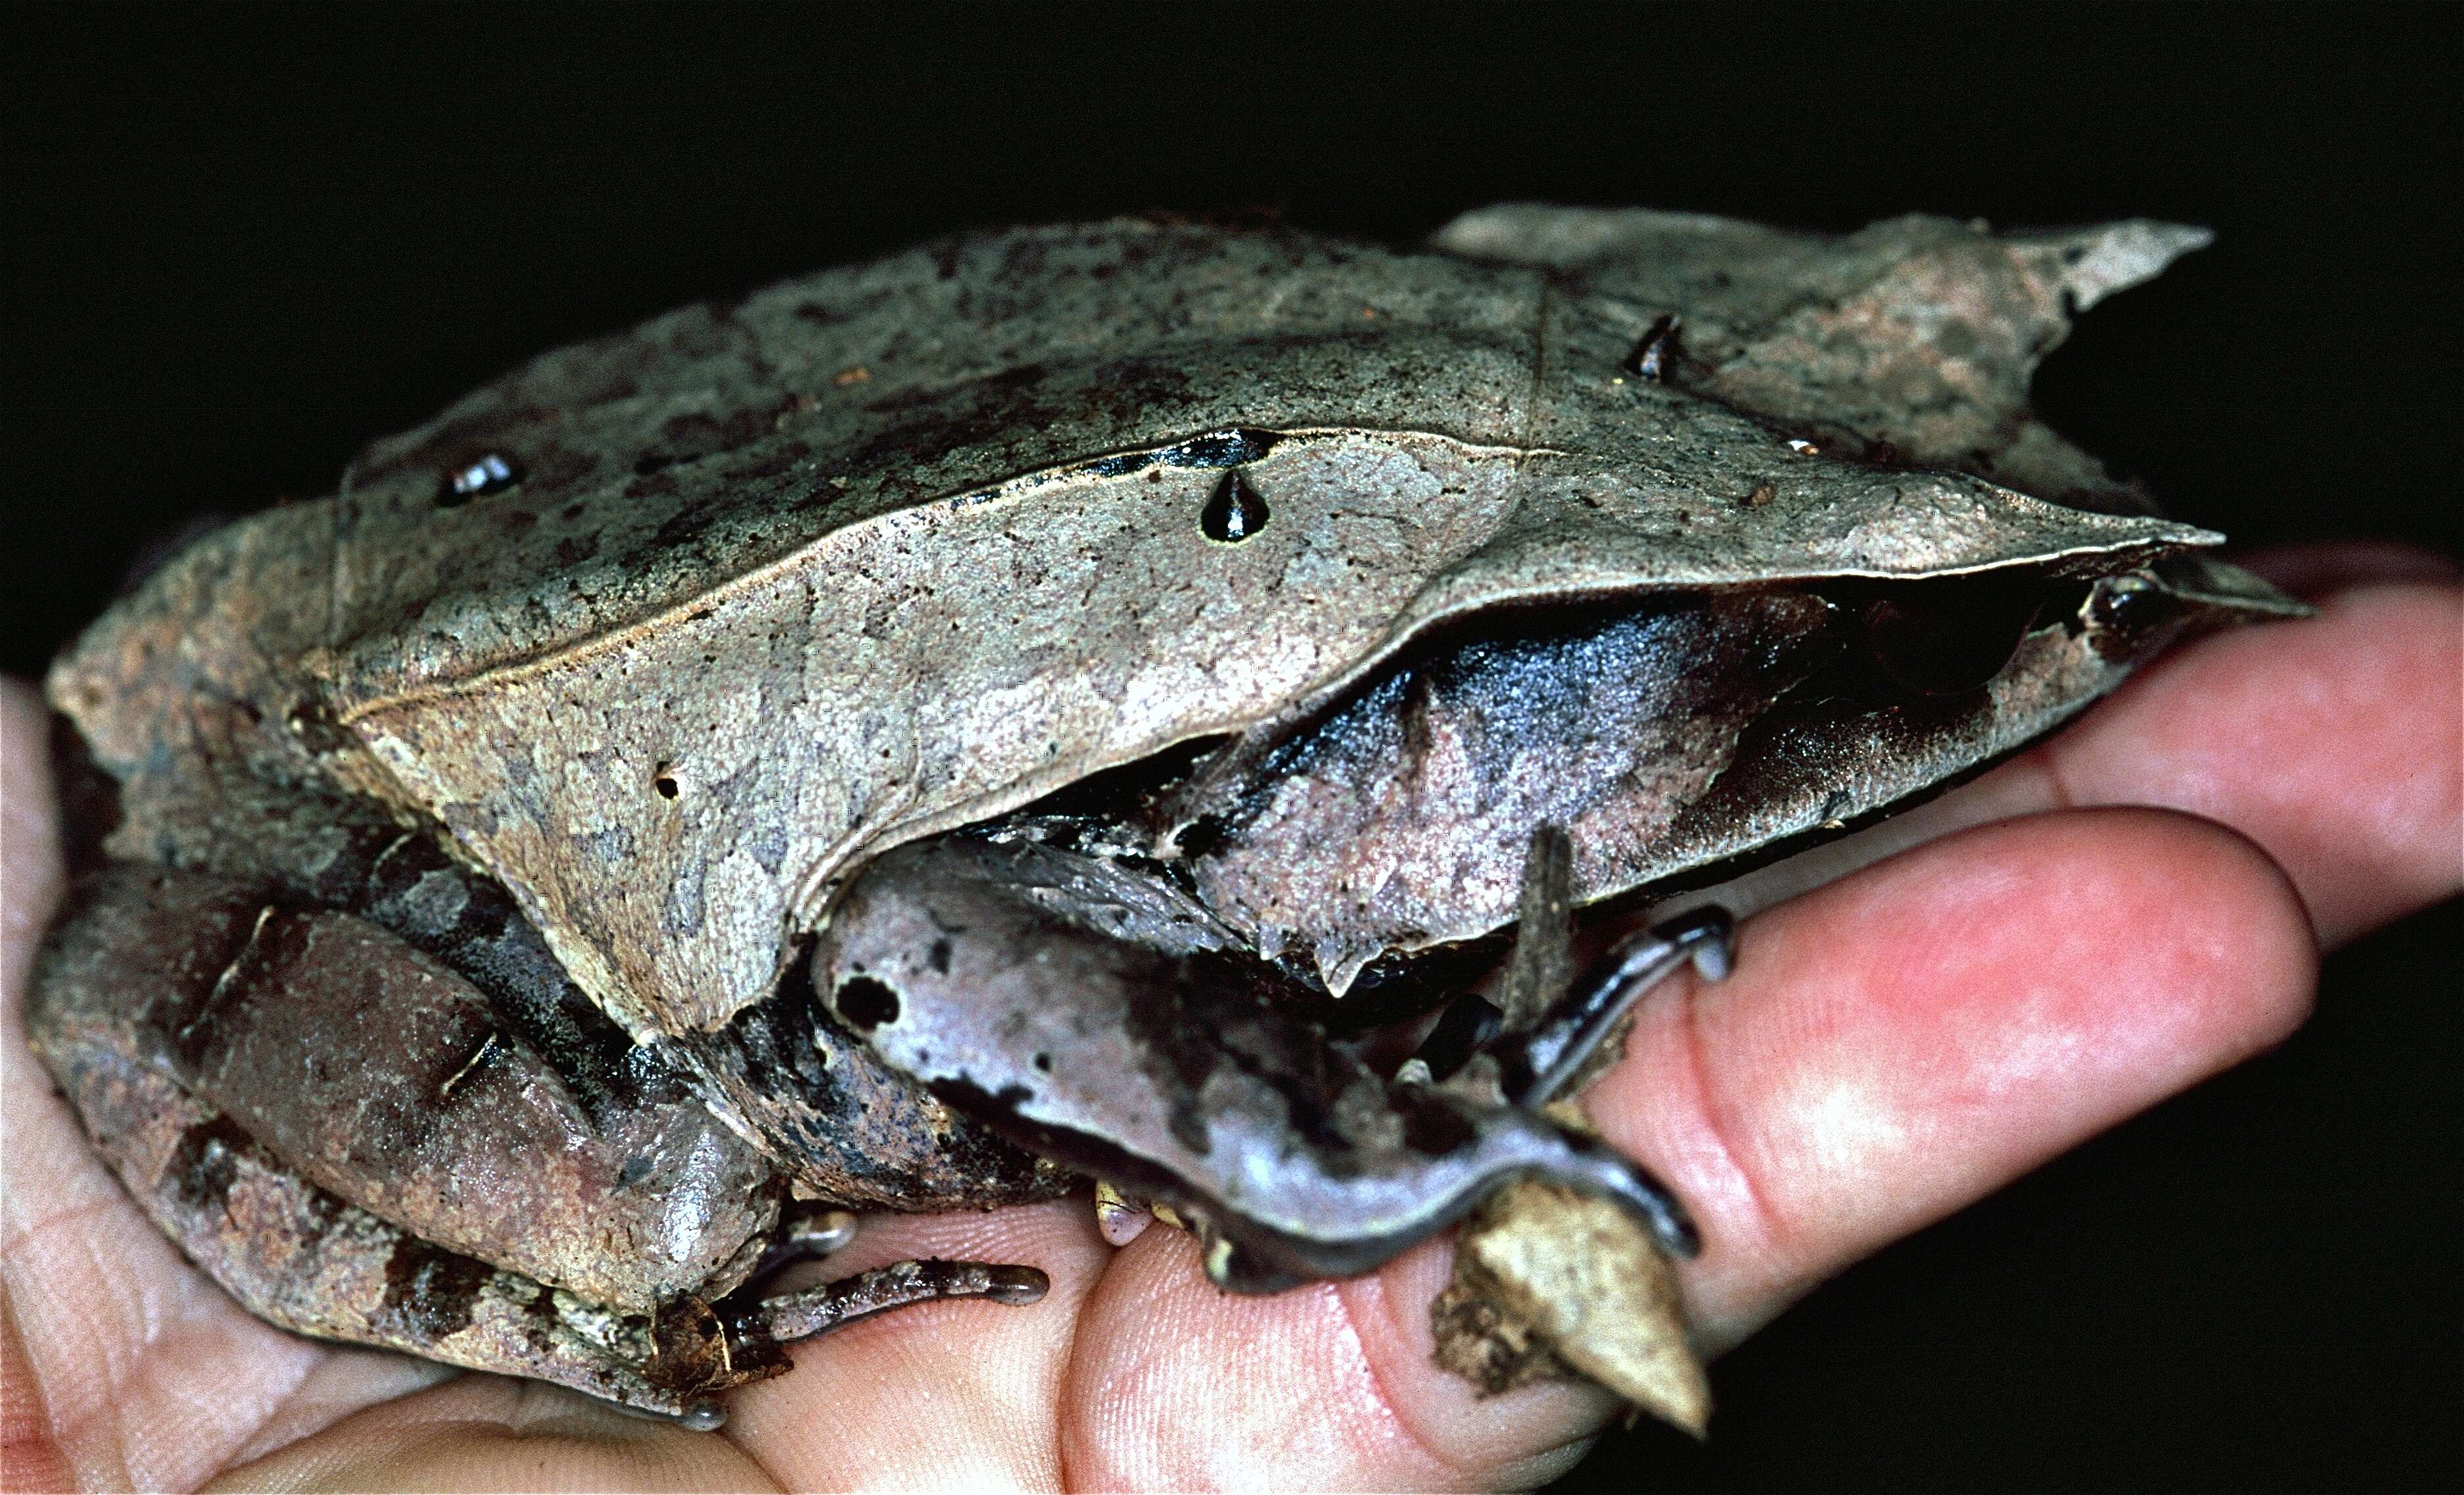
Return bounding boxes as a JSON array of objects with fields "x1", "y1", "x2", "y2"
[{"x1": 1853, "y1": 574, "x2": 2054, "y2": 698}]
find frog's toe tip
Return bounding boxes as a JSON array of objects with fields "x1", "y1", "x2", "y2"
[
  {"x1": 677, "y1": 1400, "x2": 728, "y2": 1432},
  {"x1": 987, "y1": 1265, "x2": 1050, "y2": 1304},
  {"x1": 1661, "y1": 904, "x2": 1735, "y2": 982}
]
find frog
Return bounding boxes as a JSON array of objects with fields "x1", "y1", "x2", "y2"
[{"x1": 28, "y1": 205, "x2": 2303, "y2": 1428}]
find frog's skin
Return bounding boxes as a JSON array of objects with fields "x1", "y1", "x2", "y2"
[{"x1": 30, "y1": 207, "x2": 2301, "y2": 1423}]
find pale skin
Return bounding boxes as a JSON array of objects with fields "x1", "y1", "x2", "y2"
[{"x1": 2, "y1": 546, "x2": 2455, "y2": 1492}]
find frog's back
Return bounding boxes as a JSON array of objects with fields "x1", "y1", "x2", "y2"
[{"x1": 315, "y1": 221, "x2": 1556, "y2": 698}]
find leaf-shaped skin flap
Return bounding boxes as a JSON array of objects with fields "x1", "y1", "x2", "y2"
[
  {"x1": 1438, "y1": 205, "x2": 2211, "y2": 472},
  {"x1": 50, "y1": 215, "x2": 2222, "y2": 1040},
  {"x1": 328, "y1": 426, "x2": 2197, "y2": 1036},
  {"x1": 1443, "y1": 205, "x2": 2217, "y2": 518},
  {"x1": 318, "y1": 226, "x2": 1546, "y2": 703}
]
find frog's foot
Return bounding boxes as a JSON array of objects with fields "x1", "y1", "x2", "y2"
[
  {"x1": 731, "y1": 1257, "x2": 1049, "y2": 1351},
  {"x1": 1417, "y1": 906, "x2": 1735, "y2": 1107},
  {"x1": 1092, "y1": 1178, "x2": 1190, "y2": 1245},
  {"x1": 24, "y1": 864, "x2": 1047, "y2": 1425},
  {"x1": 726, "y1": 1203, "x2": 1051, "y2": 1348},
  {"x1": 748, "y1": 1201, "x2": 860, "y2": 1279},
  {"x1": 1504, "y1": 906, "x2": 1733, "y2": 1104}
]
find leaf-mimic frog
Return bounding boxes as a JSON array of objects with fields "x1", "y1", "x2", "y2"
[{"x1": 30, "y1": 207, "x2": 2299, "y2": 1425}]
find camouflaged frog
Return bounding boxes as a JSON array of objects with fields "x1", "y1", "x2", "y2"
[{"x1": 30, "y1": 206, "x2": 2299, "y2": 1427}]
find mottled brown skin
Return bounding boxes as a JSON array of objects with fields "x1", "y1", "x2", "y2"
[
  {"x1": 27, "y1": 208, "x2": 2309, "y2": 1421},
  {"x1": 43, "y1": 867, "x2": 777, "y2": 1311}
]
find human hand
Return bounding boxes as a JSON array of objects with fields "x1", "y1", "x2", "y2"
[{"x1": 4, "y1": 548, "x2": 2454, "y2": 1490}]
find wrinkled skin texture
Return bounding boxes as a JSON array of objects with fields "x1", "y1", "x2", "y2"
[{"x1": 5, "y1": 547, "x2": 2455, "y2": 1488}]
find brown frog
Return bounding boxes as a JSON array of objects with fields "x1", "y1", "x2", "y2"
[{"x1": 28, "y1": 207, "x2": 2299, "y2": 1427}]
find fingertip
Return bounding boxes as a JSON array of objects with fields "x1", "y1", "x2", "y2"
[
  {"x1": 1593, "y1": 807, "x2": 2323, "y2": 1348},
  {"x1": 2147, "y1": 809, "x2": 2320, "y2": 1057},
  {"x1": 2232, "y1": 540, "x2": 2461, "y2": 599},
  {"x1": 1065, "y1": 1220, "x2": 1611, "y2": 1491},
  {"x1": 3, "y1": 677, "x2": 64, "y2": 992},
  {"x1": 726, "y1": 1200, "x2": 1099, "y2": 1488}
]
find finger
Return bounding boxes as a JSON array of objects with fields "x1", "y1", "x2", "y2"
[
  {"x1": 1883, "y1": 570, "x2": 2459, "y2": 951},
  {"x1": 1056, "y1": 808, "x2": 2313, "y2": 1486},
  {"x1": 1067, "y1": 1222, "x2": 1608, "y2": 1492},
  {"x1": 1601, "y1": 807, "x2": 2318, "y2": 1351},
  {"x1": 2232, "y1": 540, "x2": 2459, "y2": 600},
  {"x1": 203, "y1": 1377, "x2": 777, "y2": 1494},
  {"x1": 226, "y1": 1159, "x2": 1121, "y2": 1489},
  {"x1": 2, "y1": 680, "x2": 64, "y2": 1033}
]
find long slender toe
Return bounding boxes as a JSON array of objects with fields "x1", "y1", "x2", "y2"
[{"x1": 738, "y1": 1257, "x2": 1051, "y2": 1346}]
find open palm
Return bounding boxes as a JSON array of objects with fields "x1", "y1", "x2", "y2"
[{"x1": 5, "y1": 549, "x2": 2454, "y2": 1491}]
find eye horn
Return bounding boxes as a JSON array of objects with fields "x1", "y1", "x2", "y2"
[{"x1": 1854, "y1": 574, "x2": 2055, "y2": 698}]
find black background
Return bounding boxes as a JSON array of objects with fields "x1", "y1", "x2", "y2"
[{"x1": 7, "y1": 4, "x2": 2457, "y2": 1488}]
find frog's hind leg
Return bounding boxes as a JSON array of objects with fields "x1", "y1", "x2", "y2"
[
  {"x1": 754, "y1": 1200, "x2": 861, "y2": 1273},
  {"x1": 32, "y1": 863, "x2": 785, "y2": 1311},
  {"x1": 725, "y1": 1200, "x2": 1051, "y2": 1330},
  {"x1": 717, "y1": 1185, "x2": 1047, "y2": 1340},
  {"x1": 725, "y1": 1257, "x2": 1047, "y2": 1363},
  {"x1": 27, "y1": 888, "x2": 759, "y2": 1423},
  {"x1": 25, "y1": 864, "x2": 1042, "y2": 1425}
]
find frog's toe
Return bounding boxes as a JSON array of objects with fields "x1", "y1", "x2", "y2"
[
  {"x1": 1489, "y1": 904, "x2": 1738, "y2": 1106},
  {"x1": 731, "y1": 1257, "x2": 1050, "y2": 1347},
  {"x1": 1094, "y1": 1180, "x2": 1156, "y2": 1246},
  {"x1": 749, "y1": 1201, "x2": 860, "y2": 1279}
]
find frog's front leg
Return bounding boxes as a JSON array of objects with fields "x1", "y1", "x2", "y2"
[
  {"x1": 810, "y1": 835, "x2": 1701, "y2": 1293},
  {"x1": 1414, "y1": 906, "x2": 1736, "y2": 1107},
  {"x1": 26, "y1": 864, "x2": 1046, "y2": 1425}
]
